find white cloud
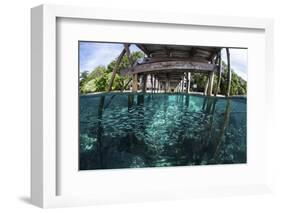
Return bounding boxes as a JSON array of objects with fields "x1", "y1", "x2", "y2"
[
  {"x1": 79, "y1": 42, "x2": 123, "y2": 72},
  {"x1": 79, "y1": 43, "x2": 142, "y2": 73}
]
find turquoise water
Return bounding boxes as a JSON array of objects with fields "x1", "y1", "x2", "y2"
[{"x1": 79, "y1": 93, "x2": 246, "y2": 170}]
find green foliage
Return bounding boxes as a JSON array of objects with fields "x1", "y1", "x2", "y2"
[
  {"x1": 80, "y1": 66, "x2": 108, "y2": 93},
  {"x1": 107, "y1": 51, "x2": 144, "y2": 73},
  {"x1": 218, "y1": 61, "x2": 247, "y2": 96},
  {"x1": 190, "y1": 73, "x2": 208, "y2": 92},
  {"x1": 190, "y1": 61, "x2": 247, "y2": 96},
  {"x1": 80, "y1": 51, "x2": 143, "y2": 94},
  {"x1": 80, "y1": 49, "x2": 246, "y2": 96}
]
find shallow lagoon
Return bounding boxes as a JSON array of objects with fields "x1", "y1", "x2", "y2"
[{"x1": 79, "y1": 93, "x2": 246, "y2": 170}]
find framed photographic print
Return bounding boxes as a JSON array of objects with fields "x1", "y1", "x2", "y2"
[{"x1": 31, "y1": 4, "x2": 274, "y2": 208}]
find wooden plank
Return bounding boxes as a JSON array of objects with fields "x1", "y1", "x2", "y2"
[
  {"x1": 131, "y1": 60, "x2": 217, "y2": 74},
  {"x1": 107, "y1": 48, "x2": 126, "y2": 91}
]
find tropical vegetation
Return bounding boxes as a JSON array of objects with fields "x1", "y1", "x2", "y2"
[
  {"x1": 80, "y1": 51, "x2": 144, "y2": 94},
  {"x1": 80, "y1": 52, "x2": 247, "y2": 96},
  {"x1": 191, "y1": 61, "x2": 247, "y2": 95}
]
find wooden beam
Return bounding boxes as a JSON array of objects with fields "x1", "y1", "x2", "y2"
[
  {"x1": 209, "y1": 48, "x2": 221, "y2": 62},
  {"x1": 122, "y1": 78, "x2": 132, "y2": 91},
  {"x1": 164, "y1": 46, "x2": 171, "y2": 57},
  {"x1": 136, "y1": 44, "x2": 151, "y2": 56},
  {"x1": 107, "y1": 48, "x2": 126, "y2": 92},
  {"x1": 190, "y1": 47, "x2": 196, "y2": 57},
  {"x1": 124, "y1": 44, "x2": 133, "y2": 66},
  {"x1": 131, "y1": 60, "x2": 217, "y2": 74},
  {"x1": 143, "y1": 57, "x2": 209, "y2": 63},
  {"x1": 226, "y1": 48, "x2": 231, "y2": 96}
]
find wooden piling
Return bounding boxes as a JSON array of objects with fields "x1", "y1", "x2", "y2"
[
  {"x1": 207, "y1": 71, "x2": 215, "y2": 96},
  {"x1": 186, "y1": 72, "x2": 191, "y2": 93},
  {"x1": 214, "y1": 51, "x2": 222, "y2": 96},
  {"x1": 132, "y1": 74, "x2": 138, "y2": 92},
  {"x1": 204, "y1": 78, "x2": 209, "y2": 95},
  {"x1": 142, "y1": 74, "x2": 147, "y2": 92},
  {"x1": 226, "y1": 48, "x2": 231, "y2": 96},
  {"x1": 181, "y1": 74, "x2": 184, "y2": 92}
]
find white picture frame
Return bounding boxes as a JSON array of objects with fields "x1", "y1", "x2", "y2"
[{"x1": 31, "y1": 4, "x2": 274, "y2": 208}]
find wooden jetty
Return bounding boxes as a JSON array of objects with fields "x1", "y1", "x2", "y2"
[{"x1": 108, "y1": 44, "x2": 232, "y2": 96}]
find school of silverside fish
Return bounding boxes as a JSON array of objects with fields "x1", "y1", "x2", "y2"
[{"x1": 79, "y1": 93, "x2": 246, "y2": 170}]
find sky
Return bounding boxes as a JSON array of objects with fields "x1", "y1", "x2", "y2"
[{"x1": 79, "y1": 42, "x2": 248, "y2": 80}]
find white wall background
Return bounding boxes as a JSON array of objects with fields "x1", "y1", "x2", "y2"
[{"x1": 0, "y1": 0, "x2": 280, "y2": 212}]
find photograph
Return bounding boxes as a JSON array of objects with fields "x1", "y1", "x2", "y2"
[{"x1": 78, "y1": 42, "x2": 247, "y2": 170}]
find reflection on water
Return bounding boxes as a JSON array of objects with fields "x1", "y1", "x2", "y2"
[{"x1": 79, "y1": 93, "x2": 246, "y2": 170}]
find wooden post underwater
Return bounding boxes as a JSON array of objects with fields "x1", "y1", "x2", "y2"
[
  {"x1": 214, "y1": 51, "x2": 222, "y2": 96},
  {"x1": 213, "y1": 99, "x2": 231, "y2": 157},
  {"x1": 97, "y1": 95, "x2": 105, "y2": 167},
  {"x1": 107, "y1": 48, "x2": 126, "y2": 92},
  {"x1": 226, "y1": 48, "x2": 231, "y2": 96}
]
